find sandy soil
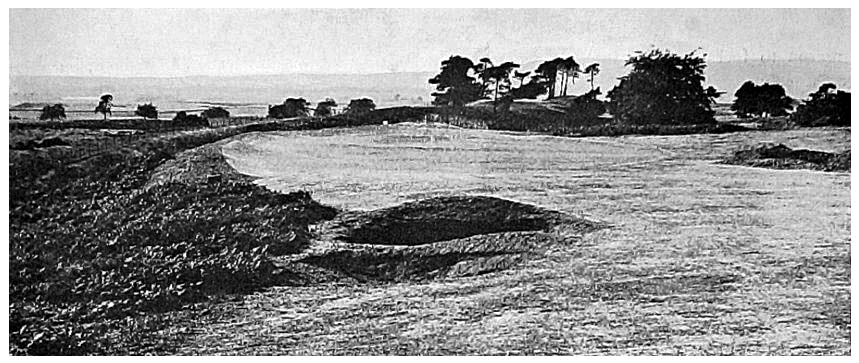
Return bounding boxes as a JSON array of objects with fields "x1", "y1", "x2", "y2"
[{"x1": 169, "y1": 124, "x2": 849, "y2": 355}]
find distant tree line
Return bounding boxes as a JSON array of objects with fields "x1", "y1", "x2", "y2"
[
  {"x1": 267, "y1": 97, "x2": 377, "y2": 119},
  {"x1": 728, "y1": 80, "x2": 850, "y2": 127}
]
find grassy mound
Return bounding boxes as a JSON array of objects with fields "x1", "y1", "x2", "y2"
[
  {"x1": 298, "y1": 196, "x2": 605, "y2": 282},
  {"x1": 723, "y1": 143, "x2": 850, "y2": 172}
]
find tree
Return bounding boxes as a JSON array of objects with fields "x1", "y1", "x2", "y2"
[
  {"x1": 135, "y1": 103, "x2": 158, "y2": 120},
  {"x1": 314, "y1": 98, "x2": 338, "y2": 117},
  {"x1": 94, "y1": 94, "x2": 113, "y2": 120},
  {"x1": 533, "y1": 58, "x2": 562, "y2": 99},
  {"x1": 792, "y1": 83, "x2": 851, "y2": 127},
  {"x1": 345, "y1": 98, "x2": 376, "y2": 116},
  {"x1": 475, "y1": 57, "x2": 494, "y2": 91},
  {"x1": 268, "y1": 98, "x2": 310, "y2": 119},
  {"x1": 559, "y1": 56, "x2": 581, "y2": 97},
  {"x1": 201, "y1": 106, "x2": 230, "y2": 119},
  {"x1": 584, "y1": 63, "x2": 601, "y2": 91},
  {"x1": 730, "y1": 81, "x2": 793, "y2": 118},
  {"x1": 39, "y1": 104, "x2": 66, "y2": 121},
  {"x1": 479, "y1": 61, "x2": 520, "y2": 114},
  {"x1": 429, "y1": 55, "x2": 485, "y2": 107},
  {"x1": 606, "y1": 48, "x2": 723, "y2": 125}
]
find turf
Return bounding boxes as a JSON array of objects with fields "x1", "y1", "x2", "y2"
[{"x1": 167, "y1": 124, "x2": 850, "y2": 355}]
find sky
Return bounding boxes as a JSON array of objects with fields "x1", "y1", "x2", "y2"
[{"x1": 8, "y1": 8, "x2": 851, "y2": 77}]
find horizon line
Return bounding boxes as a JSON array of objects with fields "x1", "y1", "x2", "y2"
[{"x1": 10, "y1": 57, "x2": 850, "y2": 80}]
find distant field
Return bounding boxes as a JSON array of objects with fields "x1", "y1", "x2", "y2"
[{"x1": 196, "y1": 124, "x2": 851, "y2": 354}]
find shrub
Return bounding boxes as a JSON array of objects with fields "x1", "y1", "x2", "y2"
[
  {"x1": 345, "y1": 98, "x2": 376, "y2": 116},
  {"x1": 135, "y1": 103, "x2": 158, "y2": 120},
  {"x1": 39, "y1": 104, "x2": 66, "y2": 121},
  {"x1": 201, "y1": 107, "x2": 230, "y2": 119},
  {"x1": 314, "y1": 98, "x2": 337, "y2": 117},
  {"x1": 268, "y1": 98, "x2": 310, "y2": 119},
  {"x1": 566, "y1": 88, "x2": 606, "y2": 124},
  {"x1": 792, "y1": 83, "x2": 851, "y2": 127},
  {"x1": 731, "y1": 81, "x2": 793, "y2": 118},
  {"x1": 173, "y1": 111, "x2": 207, "y2": 127}
]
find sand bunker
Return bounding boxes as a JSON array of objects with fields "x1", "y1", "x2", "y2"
[{"x1": 295, "y1": 196, "x2": 605, "y2": 282}]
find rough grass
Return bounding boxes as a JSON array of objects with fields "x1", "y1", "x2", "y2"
[
  {"x1": 173, "y1": 124, "x2": 850, "y2": 355},
  {"x1": 8, "y1": 124, "x2": 336, "y2": 354}
]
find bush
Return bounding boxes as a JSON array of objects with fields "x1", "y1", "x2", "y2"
[
  {"x1": 39, "y1": 104, "x2": 67, "y2": 121},
  {"x1": 566, "y1": 88, "x2": 606, "y2": 124},
  {"x1": 268, "y1": 98, "x2": 310, "y2": 119},
  {"x1": 314, "y1": 98, "x2": 337, "y2": 117},
  {"x1": 173, "y1": 111, "x2": 207, "y2": 127},
  {"x1": 135, "y1": 103, "x2": 158, "y2": 120},
  {"x1": 201, "y1": 107, "x2": 230, "y2": 119},
  {"x1": 345, "y1": 98, "x2": 376, "y2": 116},
  {"x1": 792, "y1": 83, "x2": 851, "y2": 127},
  {"x1": 731, "y1": 81, "x2": 793, "y2": 118}
]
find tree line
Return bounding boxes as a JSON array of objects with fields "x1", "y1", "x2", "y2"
[
  {"x1": 34, "y1": 48, "x2": 850, "y2": 129},
  {"x1": 35, "y1": 94, "x2": 378, "y2": 122},
  {"x1": 429, "y1": 48, "x2": 850, "y2": 128},
  {"x1": 428, "y1": 54, "x2": 602, "y2": 114},
  {"x1": 266, "y1": 97, "x2": 376, "y2": 119}
]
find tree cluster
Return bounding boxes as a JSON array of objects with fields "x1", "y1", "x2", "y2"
[
  {"x1": 731, "y1": 81, "x2": 793, "y2": 118},
  {"x1": 428, "y1": 54, "x2": 601, "y2": 115},
  {"x1": 268, "y1": 98, "x2": 310, "y2": 119},
  {"x1": 607, "y1": 49, "x2": 722, "y2": 125},
  {"x1": 792, "y1": 83, "x2": 851, "y2": 127}
]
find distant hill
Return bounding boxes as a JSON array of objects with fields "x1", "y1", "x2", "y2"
[{"x1": 9, "y1": 59, "x2": 849, "y2": 112}]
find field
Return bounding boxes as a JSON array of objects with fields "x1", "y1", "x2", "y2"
[{"x1": 150, "y1": 123, "x2": 851, "y2": 354}]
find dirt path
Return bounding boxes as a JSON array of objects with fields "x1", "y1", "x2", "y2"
[{"x1": 167, "y1": 127, "x2": 850, "y2": 355}]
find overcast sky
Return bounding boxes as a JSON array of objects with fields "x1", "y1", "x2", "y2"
[{"x1": 9, "y1": 8, "x2": 851, "y2": 77}]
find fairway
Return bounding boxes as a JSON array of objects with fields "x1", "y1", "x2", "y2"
[
  {"x1": 222, "y1": 123, "x2": 669, "y2": 211},
  {"x1": 199, "y1": 124, "x2": 852, "y2": 354}
]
